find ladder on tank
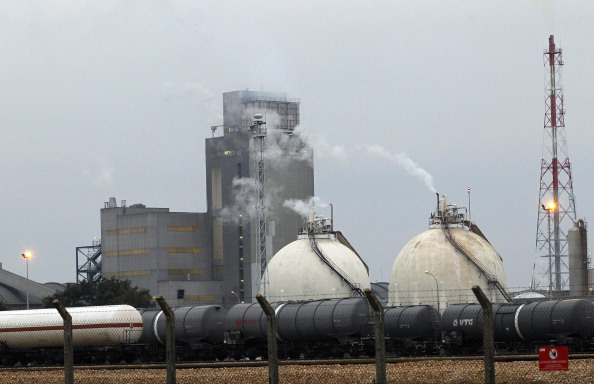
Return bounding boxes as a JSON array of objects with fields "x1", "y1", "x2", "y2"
[
  {"x1": 442, "y1": 224, "x2": 512, "y2": 302},
  {"x1": 307, "y1": 231, "x2": 365, "y2": 297}
]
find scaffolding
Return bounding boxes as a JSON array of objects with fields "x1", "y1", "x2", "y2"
[{"x1": 76, "y1": 238, "x2": 102, "y2": 283}]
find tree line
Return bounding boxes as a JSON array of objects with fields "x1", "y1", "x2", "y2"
[{"x1": 41, "y1": 277, "x2": 152, "y2": 308}]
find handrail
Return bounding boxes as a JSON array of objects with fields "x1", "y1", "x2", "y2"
[
  {"x1": 442, "y1": 224, "x2": 512, "y2": 302},
  {"x1": 307, "y1": 231, "x2": 364, "y2": 297}
]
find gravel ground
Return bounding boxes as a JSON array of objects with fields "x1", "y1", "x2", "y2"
[{"x1": 2, "y1": 359, "x2": 592, "y2": 384}]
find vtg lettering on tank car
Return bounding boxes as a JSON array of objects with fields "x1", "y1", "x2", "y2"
[{"x1": 440, "y1": 299, "x2": 594, "y2": 354}]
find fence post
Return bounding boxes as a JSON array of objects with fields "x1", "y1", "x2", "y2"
[
  {"x1": 155, "y1": 296, "x2": 176, "y2": 384},
  {"x1": 52, "y1": 299, "x2": 73, "y2": 384},
  {"x1": 256, "y1": 293, "x2": 279, "y2": 384},
  {"x1": 364, "y1": 288, "x2": 386, "y2": 384},
  {"x1": 472, "y1": 285, "x2": 495, "y2": 384}
]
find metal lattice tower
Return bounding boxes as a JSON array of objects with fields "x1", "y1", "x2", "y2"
[
  {"x1": 249, "y1": 113, "x2": 268, "y2": 295},
  {"x1": 534, "y1": 35, "x2": 577, "y2": 292}
]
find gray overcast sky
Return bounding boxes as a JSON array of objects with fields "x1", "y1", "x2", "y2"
[{"x1": 2, "y1": 1, "x2": 593, "y2": 290}]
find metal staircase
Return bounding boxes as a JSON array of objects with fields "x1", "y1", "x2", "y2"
[
  {"x1": 441, "y1": 223, "x2": 512, "y2": 302},
  {"x1": 307, "y1": 230, "x2": 364, "y2": 297}
]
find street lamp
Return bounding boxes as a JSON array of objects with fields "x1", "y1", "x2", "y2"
[
  {"x1": 21, "y1": 251, "x2": 32, "y2": 310},
  {"x1": 231, "y1": 290, "x2": 241, "y2": 304},
  {"x1": 424, "y1": 270, "x2": 439, "y2": 312}
]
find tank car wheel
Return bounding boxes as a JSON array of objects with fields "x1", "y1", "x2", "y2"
[
  {"x1": 214, "y1": 350, "x2": 227, "y2": 362},
  {"x1": 363, "y1": 345, "x2": 375, "y2": 358},
  {"x1": 245, "y1": 348, "x2": 261, "y2": 361},
  {"x1": 349, "y1": 347, "x2": 361, "y2": 358},
  {"x1": 121, "y1": 352, "x2": 136, "y2": 364},
  {"x1": 2, "y1": 355, "x2": 17, "y2": 367},
  {"x1": 314, "y1": 349, "x2": 331, "y2": 359},
  {"x1": 17, "y1": 355, "x2": 32, "y2": 367},
  {"x1": 288, "y1": 350, "x2": 303, "y2": 360}
]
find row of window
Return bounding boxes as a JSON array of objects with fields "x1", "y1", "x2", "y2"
[
  {"x1": 104, "y1": 247, "x2": 202, "y2": 257},
  {"x1": 176, "y1": 291, "x2": 216, "y2": 302},
  {"x1": 105, "y1": 269, "x2": 203, "y2": 277},
  {"x1": 105, "y1": 227, "x2": 148, "y2": 236},
  {"x1": 105, "y1": 226, "x2": 202, "y2": 236},
  {"x1": 209, "y1": 149, "x2": 242, "y2": 158}
]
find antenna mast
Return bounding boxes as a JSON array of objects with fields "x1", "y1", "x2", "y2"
[
  {"x1": 250, "y1": 113, "x2": 268, "y2": 295},
  {"x1": 534, "y1": 35, "x2": 577, "y2": 292}
]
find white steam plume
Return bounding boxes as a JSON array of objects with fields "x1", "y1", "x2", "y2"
[
  {"x1": 82, "y1": 157, "x2": 115, "y2": 191},
  {"x1": 262, "y1": 128, "x2": 313, "y2": 167},
  {"x1": 162, "y1": 81, "x2": 223, "y2": 122},
  {"x1": 293, "y1": 125, "x2": 348, "y2": 162},
  {"x1": 283, "y1": 196, "x2": 329, "y2": 218},
  {"x1": 162, "y1": 81, "x2": 216, "y2": 103},
  {"x1": 220, "y1": 177, "x2": 280, "y2": 224},
  {"x1": 363, "y1": 144, "x2": 437, "y2": 194},
  {"x1": 220, "y1": 177, "x2": 257, "y2": 224},
  {"x1": 239, "y1": 111, "x2": 316, "y2": 168}
]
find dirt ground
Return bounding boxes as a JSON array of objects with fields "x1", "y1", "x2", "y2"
[{"x1": 1, "y1": 359, "x2": 590, "y2": 384}]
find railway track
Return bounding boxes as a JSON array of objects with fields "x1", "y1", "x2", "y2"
[{"x1": 2, "y1": 353, "x2": 594, "y2": 371}]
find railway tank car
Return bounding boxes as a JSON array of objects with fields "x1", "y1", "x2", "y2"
[
  {"x1": 440, "y1": 299, "x2": 594, "y2": 353},
  {"x1": 0, "y1": 305, "x2": 143, "y2": 365},
  {"x1": 0, "y1": 305, "x2": 142, "y2": 348},
  {"x1": 4, "y1": 297, "x2": 594, "y2": 366},
  {"x1": 224, "y1": 297, "x2": 372, "y2": 359},
  {"x1": 138, "y1": 305, "x2": 227, "y2": 361},
  {"x1": 384, "y1": 305, "x2": 440, "y2": 354}
]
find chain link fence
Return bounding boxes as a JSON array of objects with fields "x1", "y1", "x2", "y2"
[{"x1": 0, "y1": 290, "x2": 593, "y2": 383}]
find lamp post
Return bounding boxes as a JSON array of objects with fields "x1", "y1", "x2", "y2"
[
  {"x1": 21, "y1": 251, "x2": 32, "y2": 310},
  {"x1": 231, "y1": 290, "x2": 241, "y2": 304},
  {"x1": 542, "y1": 202, "x2": 555, "y2": 299},
  {"x1": 424, "y1": 270, "x2": 439, "y2": 312}
]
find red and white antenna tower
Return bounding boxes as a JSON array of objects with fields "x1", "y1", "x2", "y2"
[{"x1": 533, "y1": 35, "x2": 577, "y2": 293}]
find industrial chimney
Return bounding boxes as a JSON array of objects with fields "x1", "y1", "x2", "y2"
[{"x1": 568, "y1": 219, "x2": 588, "y2": 296}]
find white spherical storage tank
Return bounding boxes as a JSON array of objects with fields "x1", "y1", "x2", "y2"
[
  {"x1": 261, "y1": 215, "x2": 370, "y2": 302},
  {"x1": 389, "y1": 195, "x2": 509, "y2": 310}
]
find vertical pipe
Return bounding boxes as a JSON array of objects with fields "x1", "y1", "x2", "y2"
[
  {"x1": 548, "y1": 210, "x2": 553, "y2": 299},
  {"x1": 467, "y1": 187, "x2": 471, "y2": 223},
  {"x1": 435, "y1": 193, "x2": 440, "y2": 216},
  {"x1": 548, "y1": 35, "x2": 562, "y2": 290},
  {"x1": 330, "y1": 203, "x2": 334, "y2": 232}
]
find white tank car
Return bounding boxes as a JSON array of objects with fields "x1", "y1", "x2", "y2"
[{"x1": 0, "y1": 305, "x2": 143, "y2": 349}]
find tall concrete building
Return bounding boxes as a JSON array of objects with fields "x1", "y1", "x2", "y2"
[
  {"x1": 99, "y1": 91, "x2": 314, "y2": 306},
  {"x1": 206, "y1": 90, "x2": 314, "y2": 303}
]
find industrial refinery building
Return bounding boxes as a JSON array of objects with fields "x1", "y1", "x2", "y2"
[{"x1": 98, "y1": 91, "x2": 314, "y2": 307}]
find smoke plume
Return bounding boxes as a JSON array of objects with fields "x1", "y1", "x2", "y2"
[
  {"x1": 293, "y1": 125, "x2": 348, "y2": 162},
  {"x1": 363, "y1": 144, "x2": 437, "y2": 193},
  {"x1": 283, "y1": 196, "x2": 329, "y2": 218},
  {"x1": 82, "y1": 158, "x2": 115, "y2": 191},
  {"x1": 220, "y1": 177, "x2": 258, "y2": 224}
]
